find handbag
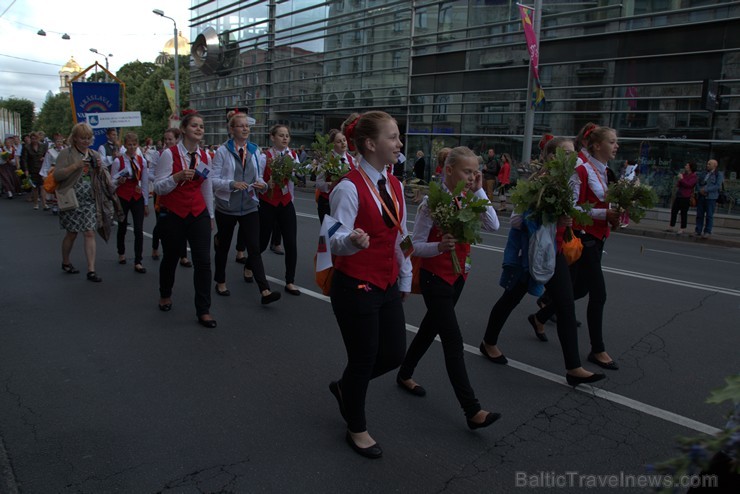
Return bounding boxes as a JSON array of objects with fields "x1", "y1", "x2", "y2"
[
  {"x1": 689, "y1": 192, "x2": 697, "y2": 208},
  {"x1": 717, "y1": 184, "x2": 727, "y2": 206},
  {"x1": 528, "y1": 223, "x2": 556, "y2": 284},
  {"x1": 56, "y1": 186, "x2": 79, "y2": 211},
  {"x1": 561, "y1": 227, "x2": 583, "y2": 265},
  {"x1": 43, "y1": 167, "x2": 57, "y2": 193}
]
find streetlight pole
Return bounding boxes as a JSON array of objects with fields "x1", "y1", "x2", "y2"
[
  {"x1": 89, "y1": 48, "x2": 112, "y2": 81},
  {"x1": 153, "y1": 9, "x2": 180, "y2": 118},
  {"x1": 521, "y1": 0, "x2": 542, "y2": 166}
]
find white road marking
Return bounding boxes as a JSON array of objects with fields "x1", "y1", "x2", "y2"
[
  {"x1": 643, "y1": 248, "x2": 740, "y2": 266},
  {"x1": 264, "y1": 276, "x2": 722, "y2": 436}
]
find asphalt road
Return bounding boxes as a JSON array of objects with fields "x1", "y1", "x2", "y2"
[{"x1": 1, "y1": 191, "x2": 738, "y2": 493}]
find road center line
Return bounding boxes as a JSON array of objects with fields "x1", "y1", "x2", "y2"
[
  {"x1": 264, "y1": 275, "x2": 721, "y2": 436},
  {"x1": 643, "y1": 248, "x2": 740, "y2": 266}
]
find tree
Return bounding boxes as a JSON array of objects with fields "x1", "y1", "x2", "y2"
[
  {"x1": 0, "y1": 97, "x2": 35, "y2": 135},
  {"x1": 36, "y1": 93, "x2": 74, "y2": 138}
]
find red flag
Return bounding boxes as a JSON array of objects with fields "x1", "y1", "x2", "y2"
[{"x1": 519, "y1": 5, "x2": 546, "y2": 107}]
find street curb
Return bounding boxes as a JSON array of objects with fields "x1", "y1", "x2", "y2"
[
  {"x1": 0, "y1": 436, "x2": 19, "y2": 494},
  {"x1": 612, "y1": 226, "x2": 740, "y2": 248}
]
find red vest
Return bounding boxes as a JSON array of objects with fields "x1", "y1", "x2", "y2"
[
  {"x1": 261, "y1": 148, "x2": 298, "y2": 207},
  {"x1": 333, "y1": 169, "x2": 404, "y2": 290},
  {"x1": 158, "y1": 147, "x2": 208, "y2": 219},
  {"x1": 319, "y1": 154, "x2": 356, "y2": 200},
  {"x1": 115, "y1": 155, "x2": 144, "y2": 202},
  {"x1": 573, "y1": 163, "x2": 610, "y2": 240},
  {"x1": 421, "y1": 225, "x2": 471, "y2": 285}
]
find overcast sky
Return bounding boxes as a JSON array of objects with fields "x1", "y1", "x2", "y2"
[{"x1": 0, "y1": 0, "x2": 191, "y2": 111}]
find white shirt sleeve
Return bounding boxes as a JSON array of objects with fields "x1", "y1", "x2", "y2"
[
  {"x1": 328, "y1": 179, "x2": 361, "y2": 256},
  {"x1": 140, "y1": 157, "x2": 149, "y2": 206},
  {"x1": 476, "y1": 188, "x2": 500, "y2": 232},
  {"x1": 210, "y1": 146, "x2": 234, "y2": 196},
  {"x1": 154, "y1": 148, "x2": 178, "y2": 196},
  {"x1": 411, "y1": 197, "x2": 440, "y2": 258},
  {"x1": 395, "y1": 181, "x2": 412, "y2": 293}
]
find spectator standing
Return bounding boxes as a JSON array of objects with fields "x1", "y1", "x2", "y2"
[
  {"x1": 413, "y1": 150, "x2": 426, "y2": 180},
  {"x1": 667, "y1": 162, "x2": 698, "y2": 235},
  {"x1": 497, "y1": 153, "x2": 512, "y2": 212},
  {"x1": 693, "y1": 159, "x2": 723, "y2": 239},
  {"x1": 482, "y1": 148, "x2": 500, "y2": 201}
]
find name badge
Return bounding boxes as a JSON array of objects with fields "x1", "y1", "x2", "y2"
[
  {"x1": 400, "y1": 235, "x2": 414, "y2": 258},
  {"x1": 281, "y1": 185, "x2": 289, "y2": 195},
  {"x1": 464, "y1": 255, "x2": 472, "y2": 274},
  {"x1": 195, "y1": 160, "x2": 210, "y2": 178}
]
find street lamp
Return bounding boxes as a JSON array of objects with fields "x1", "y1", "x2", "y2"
[
  {"x1": 153, "y1": 8, "x2": 180, "y2": 118},
  {"x1": 89, "y1": 48, "x2": 112, "y2": 71}
]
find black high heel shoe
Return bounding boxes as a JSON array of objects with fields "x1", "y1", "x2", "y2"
[
  {"x1": 565, "y1": 372, "x2": 606, "y2": 387},
  {"x1": 528, "y1": 314, "x2": 548, "y2": 342},
  {"x1": 345, "y1": 432, "x2": 382, "y2": 459},
  {"x1": 479, "y1": 342, "x2": 508, "y2": 365},
  {"x1": 197, "y1": 316, "x2": 217, "y2": 328},
  {"x1": 396, "y1": 375, "x2": 426, "y2": 397},
  {"x1": 587, "y1": 353, "x2": 619, "y2": 370},
  {"x1": 467, "y1": 412, "x2": 502, "y2": 430}
]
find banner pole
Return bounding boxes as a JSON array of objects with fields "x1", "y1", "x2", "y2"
[{"x1": 521, "y1": 0, "x2": 542, "y2": 166}]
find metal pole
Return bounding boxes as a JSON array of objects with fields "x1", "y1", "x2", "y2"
[
  {"x1": 521, "y1": 0, "x2": 542, "y2": 165},
  {"x1": 173, "y1": 23, "x2": 180, "y2": 118}
]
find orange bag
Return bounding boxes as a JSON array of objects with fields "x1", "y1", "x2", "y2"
[
  {"x1": 43, "y1": 167, "x2": 57, "y2": 193},
  {"x1": 561, "y1": 228, "x2": 583, "y2": 265}
]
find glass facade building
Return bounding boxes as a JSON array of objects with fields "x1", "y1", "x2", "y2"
[{"x1": 188, "y1": 0, "x2": 740, "y2": 209}]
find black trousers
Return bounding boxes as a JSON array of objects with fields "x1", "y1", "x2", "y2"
[
  {"x1": 330, "y1": 270, "x2": 406, "y2": 433},
  {"x1": 158, "y1": 209, "x2": 212, "y2": 317},
  {"x1": 399, "y1": 270, "x2": 481, "y2": 419},
  {"x1": 317, "y1": 195, "x2": 330, "y2": 225},
  {"x1": 258, "y1": 201, "x2": 297, "y2": 284},
  {"x1": 670, "y1": 196, "x2": 690, "y2": 229},
  {"x1": 152, "y1": 194, "x2": 187, "y2": 258},
  {"x1": 117, "y1": 196, "x2": 145, "y2": 264},
  {"x1": 214, "y1": 210, "x2": 270, "y2": 292},
  {"x1": 537, "y1": 233, "x2": 607, "y2": 355},
  {"x1": 485, "y1": 255, "x2": 582, "y2": 370}
]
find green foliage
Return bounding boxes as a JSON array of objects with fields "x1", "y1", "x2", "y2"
[
  {"x1": 510, "y1": 147, "x2": 592, "y2": 227},
  {"x1": 649, "y1": 375, "x2": 740, "y2": 492},
  {"x1": 307, "y1": 132, "x2": 349, "y2": 180},
  {"x1": 0, "y1": 97, "x2": 35, "y2": 135},
  {"x1": 427, "y1": 181, "x2": 491, "y2": 245},
  {"x1": 267, "y1": 153, "x2": 302, "y2": 198},
  {"x1": 36, "y1": 93, "x2": 74, "y2": 138},
  {"x1": 605, "y1": 178, "x2": 658, "y2": 223}
]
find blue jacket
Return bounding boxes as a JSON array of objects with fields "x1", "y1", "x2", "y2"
[
  {"x1": 499, "y1": 217, "x2": 544, "y2": 297},
  {"x1": 698, "y1": 170, "x2": 723, "y2": 200}
]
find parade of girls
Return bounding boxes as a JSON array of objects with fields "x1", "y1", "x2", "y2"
[{"x1": 27, "y1": 109, "x2": 645, "y2": 460}]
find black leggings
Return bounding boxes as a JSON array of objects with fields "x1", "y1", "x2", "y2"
[
  {"x1": 537, "y1": 233, "x2": 607, "y2": 355},
  {"x1": 152, "y1": 194, "x2": 187, "y2": 258},
  {"x1": 158, "y1": 210, "x2": 212, "y2": 317},
  {"x1": 330, "y1": 270, "x2": 406, "y2": 433},
  {"x1": 117, "y1": 196, "x2": 145, "y2": 264},
  {"x1": 484, "y1": 254, "x2": 582, "y2": 370},
  {"x1": 399, "y1": 270, "x2": 481, "y2": 419},
  {"x1": 214, "y1": 210, "x2": 270, "y2": 292},
  {"x1": 258, "y1": 201, "x2": 297, "y2": 284}
]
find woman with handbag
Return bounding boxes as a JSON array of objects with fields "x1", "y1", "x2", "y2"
[
  {"x1": 479, "y1": 137, "x2": 606, "y2": 386},
  {"x1": 53, "y1": 123, "x2": 116, "y2": 283},
  {"x1": 666, "y1": 162, "x2": 697, "y2": 235}
]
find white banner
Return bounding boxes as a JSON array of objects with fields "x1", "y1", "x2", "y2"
[{"x1": 85, "y1": 111, "x2": 142, "y2": 128}]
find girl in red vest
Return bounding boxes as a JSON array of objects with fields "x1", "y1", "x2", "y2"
[
  {"x1": 153, "y1": 110, "x2": 217, "y2": 328},
  {"x1": 327, "y1": 111, "x2": 412, "y2": 459},
  {"x1": 111, "y1": 132, "x2": 149, "y2": 273},
  {"x1": 257, "y1": 124, "x2": 301, "y2": 296},
  {"x1": 316, "y1": 129, "x2": 356, "y2": 224},
  {"x1": 532, "y1": 126, "x2": 621, "y2": 371},
  {"x1": 397, "y1": 146, "x2": 502, "y2": 429}
]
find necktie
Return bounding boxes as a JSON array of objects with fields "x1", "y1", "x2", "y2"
[
  {"x1": 188, "y1": 152, "x2": 197, "y2": 170},
  {"x1": 238, "y1": 147, "x2": 245, "y2": 169},
  {"x1": 377, "y1": 177, "x2": 397, "y2": 228}
]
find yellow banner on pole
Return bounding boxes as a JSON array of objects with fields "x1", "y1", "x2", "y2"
[{"x1": 162, "y1": 80, "x2": 177, "y2": 114}]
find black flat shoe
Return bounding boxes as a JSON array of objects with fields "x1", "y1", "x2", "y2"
[
  {"x1": 243, "y1": 268, "x2": 254, "y2": 283},
  {"x1": 197, "y1": 317, "x2": 217, "y2": 328},
  {"x1": 467, "y1": 412, "x2": 502, "y2": 430},
  {"x1": 61, "y1": 263, "x2": 79, "y2": 274},
  {"x1": 134, "y1": 265, "x2": 147, "y2": 274},
  {"x1": 396, "y1": 375, "x2": 426, "y2": 397},
  {"x1": 86, "y1": 271, "x2": 102, "y2": 282},
  {"x1": 587, "y1": 353, "x2": 619, "y2": 370},
  {"x1": 151, "y1": 253, "x2": 160, "y2": 260},
  {"x1": 329, "y1": 381, "x2": 347, "y2": 422},
  {"x1": 158, "y1": 302, "x2": 172, "y2": 312},
  {"x1": 118, "y1": 258, "x2": 127, "y2": 265},
  {"x1": 284, "y1": 286, "x2": 301, "y2": 296},
  {"x1": 179, "y1": 259, "x2": 193, "y2": 268},
  {"x1": 345, "y1": 431, "x2": 382, "y2": 459},
  {"x1": 479, "y1": 342, "x2": 508, "y2": 365},
  {"x1": 215, "y1": 285, "x2": 230, "y2": 296},
  {"x1": 566, "y1": 372, "x2": 606, "y2": 386},
  {"x1": 235, "y1": 257, "x2": 247, "y2": 264},
  {"x1": 528, "y1": 314, "x2": 548, "y2": 342},
  {"x1": 261, "y1": 292, "x2": 281, "y2": 305}
]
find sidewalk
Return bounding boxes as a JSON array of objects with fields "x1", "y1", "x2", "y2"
[{"x1": 297, "y1": 184, "x2": 740, "y2": 248}]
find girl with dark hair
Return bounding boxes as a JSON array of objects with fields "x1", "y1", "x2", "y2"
[{"x1": 154, "y1": 111, "x2": 217, "y2": 328}]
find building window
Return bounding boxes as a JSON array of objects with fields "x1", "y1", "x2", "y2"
[
  {"x1": 481, "y1": 104, "x2": 505, "y2": 126},
  {"x1": 433, "y1": 95, "x2": 450, "y2": 122},
  {"x1": 416, "y1": 8, "x2": 428, "y2": 29},
  {"x1": 343, "y1": 91, "x2": 355, "y2": 107},
  {"x1": 392, "y1": 52, "x2": 402, "y2": 69}
]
